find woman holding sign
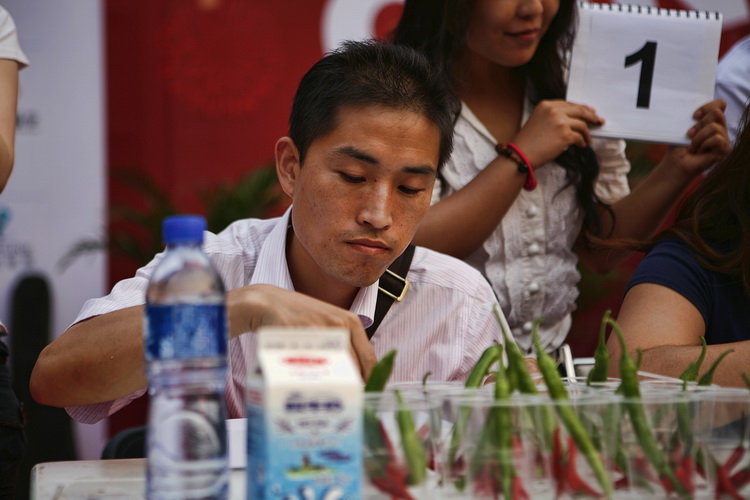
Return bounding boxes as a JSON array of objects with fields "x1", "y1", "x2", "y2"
[
  {"x1": 392, "y1": 0, "x2": 729, "y2": 355},
  {"x1": 607, "y1": 104, "x2": 750, "y2": 387}
]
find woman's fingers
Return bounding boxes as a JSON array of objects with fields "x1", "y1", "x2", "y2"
[
  {"x1": 516, "y1": 100, "x2": 604, "y2": 165},
  {"x1": 568, "y1": 102, "x2": 605, "y2": 126},
  {"x1": 688, "y1": 99, "x2": 728, "y2": 145},
  {"x1": 569, "y1": 115, "x2": 594, "y2": 148},
  {"x1": 691, "y1": 128, "x2": 730, "y2": 157},
  {"x1": 688, "y1": 105, "x2": 730, "y2": 156}
]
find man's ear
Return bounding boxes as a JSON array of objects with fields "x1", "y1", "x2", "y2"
[{"x1": 275, "y1": 137, "x2": 300, "y2": 198}]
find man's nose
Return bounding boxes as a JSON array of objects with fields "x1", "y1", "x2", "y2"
[{"x1": 356, "y1": 184, "x2": 392, "y2": 229}]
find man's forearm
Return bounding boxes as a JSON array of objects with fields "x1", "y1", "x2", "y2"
[{"x1": 30, "y1": 306, "x2": 148, "y2": 407}]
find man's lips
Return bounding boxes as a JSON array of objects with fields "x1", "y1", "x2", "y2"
[{"x1": 346, "y1": 238, "x2": 392, "y2": 255}]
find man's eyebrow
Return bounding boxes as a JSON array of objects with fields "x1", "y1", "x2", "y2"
[
  {"x1": 332, "y1": 145, "x2": 437, "y2": 176},
  {"x1": 333, "y1": 145, "x2": 378, "y2": 165}
]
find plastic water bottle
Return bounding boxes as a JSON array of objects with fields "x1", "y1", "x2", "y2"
[{"x1": 145, "y1": 215, "x2": 229, "y2": 500}]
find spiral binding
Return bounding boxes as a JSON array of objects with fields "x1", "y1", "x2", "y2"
[{"x1": 577, "y1": 1, "x2": 721, "y2": 21}]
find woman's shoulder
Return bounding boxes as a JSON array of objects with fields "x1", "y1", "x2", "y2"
[
  {"x1": 640, "y1": 237, "x2": 704, "y2": 270},
  {"x1": 628, "y1": 238, "x2": 706, "y2": 288}
]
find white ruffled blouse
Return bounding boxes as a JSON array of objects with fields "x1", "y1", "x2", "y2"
[{"x1": 433, "y1": 101, "x2": 631, "y2": 352}]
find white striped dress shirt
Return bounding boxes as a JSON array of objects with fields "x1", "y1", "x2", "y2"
[{"x1": 66, "y1": 208, "x2": 508, "y2": 424}]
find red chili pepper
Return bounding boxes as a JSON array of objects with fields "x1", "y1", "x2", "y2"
[
  {"x1": 716, "y1": 459, "x2": 744, "y2": 500},
  {"x1": 730, "y1": 468, "x2": 750, "y2": 491},
  {"x1": 417, "y1": 423, "x2": 429, "y2": 442},
  {"x1": 614, "y1": 476, "x2": 629, "y2": 490},
  {"x1": 449, "y1": 454, "x2": 465, "y2": 480},
  {"x1": 674, "y1": 456, "x2": 694, "y2": 496},
  {"x1": 660, "y1": 453, "x2": 692, "y2": 494},
  {"x1": 565, "y1": 436, "x2": 604, "y2": 498},
  {"x1": 366, "y1": 419, "x2": 417, "y2": 500},
  {"x1": 472, "y1": 461, "x2": 500, "y2": 498},
  {"x1": 512, "y1": 473, "x2": 530, "y2": 500},
  {"x1": 415, "y1": 423, "x2": 437, "y2": 471},
  {"x1": 370, "y1": 461, "x2": 416, "y2": 500},
  {"x1": 552, "y1": 427, "x2": 567, "y2": 498},
  {"x1": 631, "y1": 455, "x2": 660, "y2": 485},
  {"x1": 724, "y1": 445, "x2": 746, "y2": 473},
  {"x1": 696, "y1": 458, "x2": 706, "y2": 479},
  {"x1": 378, "y1": 419, "x2": 396, "y2": 461}
]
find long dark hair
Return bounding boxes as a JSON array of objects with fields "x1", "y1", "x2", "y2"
[
  {"x1": 391, "y1": 0, "x2": 612, "y2": 239},
  {"x1": 658, "y1": 106, "x2": 750, "y2": 294}
]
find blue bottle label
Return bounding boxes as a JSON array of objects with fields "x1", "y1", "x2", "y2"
[{"x1": 145, "y1": 303, "x2": 227, "y2": 360}]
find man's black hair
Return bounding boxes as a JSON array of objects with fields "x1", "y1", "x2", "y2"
[{"x1": 289, "y1": 39, "x2": 458, "y2": 169}]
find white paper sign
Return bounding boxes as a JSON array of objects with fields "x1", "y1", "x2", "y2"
[{"x1": 567, "y1": 2, "x2": 722, "y2": 144}]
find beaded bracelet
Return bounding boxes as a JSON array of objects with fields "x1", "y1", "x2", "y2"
[{"x1": 495, "y1": 142, "x2": 537, "y2": 191}]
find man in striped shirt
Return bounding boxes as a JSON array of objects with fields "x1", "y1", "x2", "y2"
[{"x1": 30, "y1": 40, "x2": 511, "y2": 424}]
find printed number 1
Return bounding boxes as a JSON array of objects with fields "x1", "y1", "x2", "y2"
[{"x1": 624, "y1": 41, "x2": 657, "y2": 109}]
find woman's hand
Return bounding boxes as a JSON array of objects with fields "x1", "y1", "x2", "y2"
[
  {"x1": 661, "y1": 99, "x2": 730, "y2": 179},
  {"x1": 512, "y1": 99, "x2": 605, "y2": 168}
]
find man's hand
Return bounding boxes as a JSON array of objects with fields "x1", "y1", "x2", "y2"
[{"x1": 227, "y1": 284, "x2": 377, "y2": 380}]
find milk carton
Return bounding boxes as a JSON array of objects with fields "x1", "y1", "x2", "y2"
[{"x1": 246, "y1": 327, "x2": 363, "y2": 500}]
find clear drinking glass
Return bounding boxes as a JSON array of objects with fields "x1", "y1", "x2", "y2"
[
  {"x1": 617, "y1": 390, "x2": 704, "y2": 500},
  {"x1": 694, "y1": 387, "x2": 750, "y2": 500},
  {"x1": 362, "y1": 391, "x2": 441, "y2": 499}
]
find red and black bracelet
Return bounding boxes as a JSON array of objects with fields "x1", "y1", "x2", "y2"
[{"x1": 495, "y1": 142, "x2": 537, "y2": 191}]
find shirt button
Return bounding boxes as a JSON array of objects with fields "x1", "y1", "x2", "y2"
[
  {"x1": 528, "y1": 243, "x2": 540, "y2": 255},
  {"x1": 522, "y1": 321, "x2": 533, "y2": 333},
  {"x1": 526, "y1": 206, "x2": 538, "y2": 218},
  {"x1": 528, "y1": 281, "x2": 540, "y2": 293}
]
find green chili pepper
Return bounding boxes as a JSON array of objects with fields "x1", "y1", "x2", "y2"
[
  {"x1": 533, "y1": 323, "x2": 613, "y2": 498},
  {"x1": 465, "y1": 347, "x2": 519, "y2": 499},
  {"x1": 492, "y1": 345, "x2": 515, "y2": 500},
  {"x1": 743, "y1": 373, "x2": 750, "y2": 391},
  {"x1": 587, "y1": 310, "x2": 611, "y2": 385},
  {"x1": 675, "y1": 337, "x2": 707, "y2": 456},
  {"x1": 697, "y1": 349, "x2": 734, "y2": 386},
  {"x1": 466, "y1": 343, "x2": 502, "y2": 388},
  {"x1": 365, "y1": 349, "x2": 396, "y2": 393},
  {"x1": 363, "y1": 350, "x2": 397, "y2": 485},
  {"x1": 679, "y1": 336, "x2": 707, "y2": 385},
  {"x1": 394, "y1": 389, "x2": 427, "y2": 486},
  {"x1": 634, "y1": 348, "x2": 643, "y2": 370},
  {"x1": 447, "y1": 343, "x2": 501, "y2": 490},
  {"x1": 495, "y1": 309, "x2": 556, "y2": 451},
  {"x1": 494, "y1": 306, "x2": 536, "y2": 395},
  {"x1": 608, "y1": 317, "x2": 690, "y2": 499},
  {"x1": 421, "y1": 371, "x2": 432, "y2": 386}
]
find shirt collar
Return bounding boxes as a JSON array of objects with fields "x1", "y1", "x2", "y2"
[{"x1": 250, "y1": 206, "x2": 379, "y2": 329}]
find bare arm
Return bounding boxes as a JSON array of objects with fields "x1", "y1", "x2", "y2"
[
  {"x1": 413, "y1": 100, "x2": 604, "y2": 258},
  {"x1": 606, "y1": 283, "x2": 750, "y2": 387},
  {"x1": 0, "y1": 58, "x2": 20, "y2": 193},
  {"x1": 577, "y1": 99, "x2": 730, "y2": 273},
  {"x1": 30, "y1": 306, "x2": 147, "y2": 408},
  {"x1": 31, "y1": 284, "x2": 377, "y2": 408}
]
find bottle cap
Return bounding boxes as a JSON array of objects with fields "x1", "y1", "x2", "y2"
[{"x1": 162, "y1": 215, "x2": 206, "y2": 245}]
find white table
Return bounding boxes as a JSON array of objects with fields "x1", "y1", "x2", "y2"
[
  {"x1": 30, "y1": 419, "x2": 250, "y2": 499},
  {"x1": 30, "y1": 459, "x2": 247, "y2": 499}
]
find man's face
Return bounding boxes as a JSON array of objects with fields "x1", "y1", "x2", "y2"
[{"x1": 276, "y1": 104, "x2": 441, "y2": 297}]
